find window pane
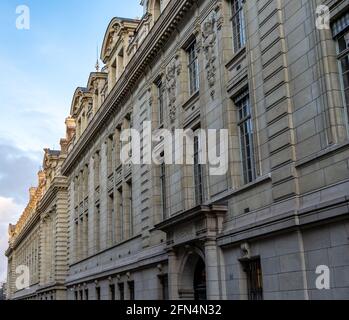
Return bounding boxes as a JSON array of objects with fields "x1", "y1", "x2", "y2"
[
  {"x1": 160, "y1": 163, "x2": 167, "y2": 219},
  {"x1": 158, "y1": 81, "x2": 164, "y2": 125},
  {"x1": 188, "y1": 42, "x2": 199, "y2": 95},
  {"x1": 235, "y1": 93, "x2": 256, "y2": 184},
  {"x1": 232, "y1": 0, "x2": 246, "y2": 52},
  {"x1": 194, "y1": 135, "x2": 204, "y2": 205},
  {"x1": 341, "y1": 56, "x2": 349, "y2": 89},
  {"x1": 338, "y1": 31, "x2": 349, "y2": 53}
]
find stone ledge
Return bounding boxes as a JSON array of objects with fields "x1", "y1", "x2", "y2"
[{"x1": 295, "y1": 140, "x2": 349, "y2": 168}]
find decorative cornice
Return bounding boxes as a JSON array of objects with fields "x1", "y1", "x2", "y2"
[
  {"x1": 155, "y1": 204, "x2": 227, "y2": 232},
  {"x1": 37, "y1": 176, "x2": 68, "y2": 214},
  {"x1": 62, "y1": 0, "x2": 196, "y2": 176}
]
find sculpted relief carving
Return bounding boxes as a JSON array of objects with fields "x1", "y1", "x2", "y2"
[
  {"x1": 202, "y1": 14, "x2": 217, "y2": 98},
  {"x1": 166, "y1": 55, "x2": 181, "y2": 123}
]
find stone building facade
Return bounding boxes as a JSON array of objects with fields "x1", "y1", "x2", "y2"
[
  {"x1": 5, "y1": 124, "x2": 73, "y2": 300},
  {"x1": 60, "y1": 0, "x2": 349, "y2": 300},
  {"x1": 6, "y1": 0, "x2": 349, "y2": 300}
]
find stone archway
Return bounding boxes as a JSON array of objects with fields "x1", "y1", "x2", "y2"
[{"x1": 178, "y1": 249, "x2": 207, "y2": 300}]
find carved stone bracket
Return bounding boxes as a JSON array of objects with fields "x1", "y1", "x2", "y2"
[{"x1": 215, "y1": 1, "x2": 224, "y2": 30}]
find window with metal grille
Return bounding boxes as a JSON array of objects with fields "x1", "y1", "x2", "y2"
[
  {"x1": 231, "y1": 0, "x2": 246, "y2": 53},
  {"x1": 187, "y1": 41, "x2": 200, "y2": 95},
  {"x1": 243, "y1": 258, "x2": 264, "y2": 301},
  {"x1": 235, "y1": 91, "x2": 256, "y2": 184},
  {"x1": 157, "y1": 80, "x2": 165, "y2": 126},
  {"x1": 194, "y1": 134, "x2": 204, "y2": 205}
]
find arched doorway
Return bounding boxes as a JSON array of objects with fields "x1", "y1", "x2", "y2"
[
  {"x1": 194, "y1": 258, "x2": 207, "y2": 300},
  {"x1": 179, "y1": 251, "x2": 207, "y2": 300}
]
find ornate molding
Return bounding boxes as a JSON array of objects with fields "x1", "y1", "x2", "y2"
[
  {"x1": 202, "y1": 13, "x2": 217, "y2": 99},
  {"x1": 62, "y1": 0, "x2": 197, "y2": 175},
  {"x1": 166, "y1": 55, "x2": 182, "y2": 123}
]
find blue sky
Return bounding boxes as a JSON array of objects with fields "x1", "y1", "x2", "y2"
[{"x1": 0, "y1": 0, "x2": 143, "y2": 282}]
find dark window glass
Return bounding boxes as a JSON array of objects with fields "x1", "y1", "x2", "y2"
[
  {"x1": 96, "y1": 287, "x2": 101, "y2": 300},
  {"x1": 157, "y1": 80, "x2": 165, "y2": 125},
  {"x1": 231, "y1": 0, "x2": 246, "y2": 52},
  {"x1": 85, "y1": 289, "x2": 89, "y2": 300},
  {"x1": 118, "y1": 283, "x2": 124, "y2": 301},
  {"x1": 160, "y1": 162, "x2": 167, "y2": 219},
  {"x1": 187, "y1": 41, "x2": 200, "y2": 95},
  {"x1": 110, "y1": 284, "x2": 115, "y2": 300},
  {"x1": 128, "y1": 281, "x2": 135, "y2": 301},
  {"x1": 159, "y1": 275, "x2": 169, "y2": 300},
  {"x1": 235, "y1": 92, "x2": 256, "y2": 184},
  {"x1": 338, "y1": 31, "x2": 349, "y2": 122},
  {"x1": 194, "y1": 135, "x2": 204, "y2": 205}
]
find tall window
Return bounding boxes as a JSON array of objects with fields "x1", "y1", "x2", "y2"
[
  {"x1": 242, "y1": 258, "x2": 264, "y2": 301},
  {"x1": 94, "y1": 152, "x2": 100, "y2": 187},
  {"x1": 231, "y1": 0, "x2": 246, "y2": 53},
  {"x1": 127, "y1": 180, "x2": 133, "y2": 237},
  {"x1": 194, "y1": 135, "x2": 204, "y2": 205},
  {"x1": 160, "y1": 162, "x2": 167, "y2": 219},
  {"x1": 117, "y1": 187, "x2": 124, "y2": 241},
  {"x1": 109, "y1": 284, "x2": 115, "y2": 300},
  {"x1": 187, "y1": 41, "x2": 200, "y2": 95},
  {"x1": 108, "y1": 193, "x2": 114, "y2": 245},
  {"x1": 107, "y1": 135, "x2": 114, "y2": 176},
  {"x1": 235, "y1": 91, "x2": 256, "y2": 184},
  {"x1": 128, "y1": 281, "x2": 135, "y2": 301},
  {"x1": 338, "y1": 30, "x2": 349, "y2": 123},
  {"x1": 95, "y1": 204, "x2": 100, "y2": 253},
  {"x1": 159, "y1": 275, "x2": 169, "y2": 300},
  {"x1": 96, "y1": 287, "x2": 101, "y2": 301},
  {"x1": 84, "y1": 289, "x2": 89, "y2": 301},
  {"x1": 157, "y1": 80, "x2": 165, "y2": 126},
  {"x1": 118, "y1": 283, "x2": 124, "y2": 301}
]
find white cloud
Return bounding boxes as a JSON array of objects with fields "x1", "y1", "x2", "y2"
[
  {"x1": 0, "y1": 57, "x2": 67, "y2": 153},
  {"x1": 0, "y1": 197, "x2": 23, "y2": 282}
]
